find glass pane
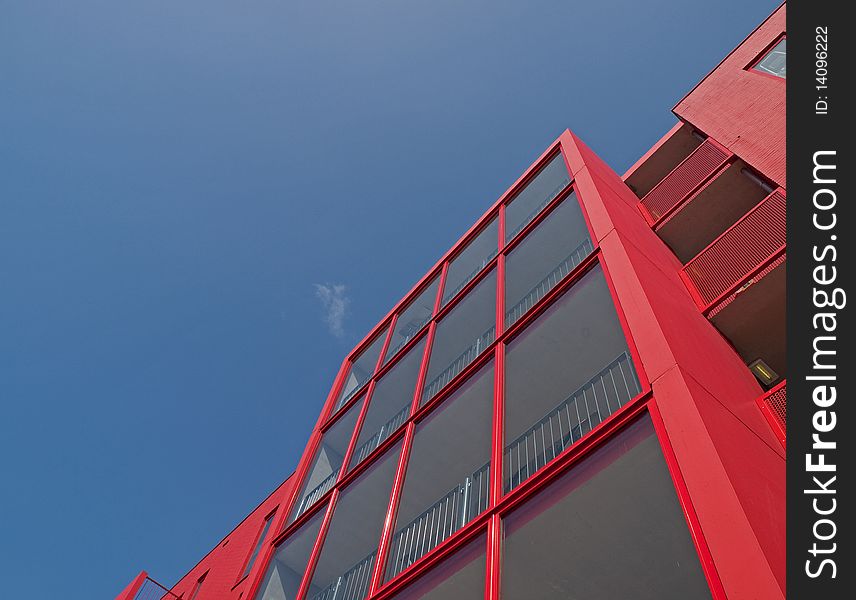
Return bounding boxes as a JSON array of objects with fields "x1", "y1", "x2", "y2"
[
  {"x1": 501, "y1": 416, "x2": 712, "y2": 599},
  {"x1": 505, "y1": 192, "x2": 593, "y2": 327},
  {"x1": 349, "y1": 338, "x2": 426, "y2": 470},
  {"x1": 442, "y1": 218, "x2": 498, "y2": 306},
  {"x1": 754, "y1": 38, "x2": 786, "y2": 78},
  {"x1": 385, "y1": 276, "x2": 440, "y2": 365},
  {"x1": 503, "y1": 265, "x2": 641, "y2": 492},
  {"x1": 422, "y1": 271, "x2": 496, "y2": 404},
  {"x1": 257, "y1": 508, "x2": 326, "y2": 600},
  {"x1": 307, "y1": 444, "x2": 403, "y2": 600},
  {"x1": 335, "y1": 327, "x2": 389, "y2": 411},
  {"x1": 289, "y1": 403, "x2": 361, "y2": 524},
  {"x1": 385, "y1": 364, "x2": 493, "y2": 582},
  {"x1": 388, "y1": 534, "x2": 487, "y2": 600},
  {"x1": 505, "y1": 153, "x2": 572, "y2": 243}
]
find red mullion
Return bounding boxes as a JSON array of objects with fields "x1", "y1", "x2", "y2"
[
  {"x1": 486, "y1": 514, "x2": 502, "y2": 600},
  {"x1": 294, "y1": 489, "x2": 340, "y2": 600},
  {"x1": 597, "y1": 255, "x2": 652, "y2": 394},
  {"x1": 435, "y1": 256, "x2": 499, "y2": 321},
  {"x1": 495, "y1": 393, "x2": 651, "y2": 517},
  {"x1": 648, "y1": 399, "x2": 728, "y2": 600},
  {"x1": 500, "y1": 251, "x2": 599, "y2": 345},
  {"x1": 368, "y1": 422, "x2": 416, "y2": 596},
  {"x1": 235, "y1": 508, "x2": 277, "y2": 587},
  {"x1": 501, "y1": 182, "x2": 576, "y2": 254}
]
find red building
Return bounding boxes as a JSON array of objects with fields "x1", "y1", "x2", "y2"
[{"x1": 118, "y1": 4, "x2": 786, "y2": 599}]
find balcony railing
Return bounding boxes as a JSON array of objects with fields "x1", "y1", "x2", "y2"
[
  {"x1": 504, "y1": 179, "x2": 571, "y2": 244},
  {"x1": 757, "y1": 380, "x2": 786, "y2": 447},
  {"x1": 310, "y1": 552, "x2": 377, "y2": 600},
  {"x1": 351, "y1": 404, "x2": 411, "y2": 467},
  {"x1": 312, "y1": 353, "x2": 640, "y2": 595},
  {"x1": 424, "y1": 241, "x2": 595, "y2": 403},
  {"x1": 442, "y1": 249, "x2": 499, "y2": 306},
  {"x1": 638, "y1": 139, "x2": 731, "y2": 224},
  {"x1": 680, "y1": 188, "x2": 786, "y2": 312},
  {"x1": 386, "y1": 463, "x2": 490, "y2": 580},
  {"x1": 504, "y1": 352, "x2": 641, "y2": 492},
  {"x1": 505, "y1": 238, "x2": 594, "y2": 327},
  {"x1": 294, "y1": 469, "x2": 339, "y2": 520}
]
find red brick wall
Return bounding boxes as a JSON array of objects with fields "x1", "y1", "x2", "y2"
[
  {"x1": 674, "y1": 3, "x2": 786, "y2": 187},
  {"x1": 169, "y1": 475, "x2": 295, "y2": 600}
]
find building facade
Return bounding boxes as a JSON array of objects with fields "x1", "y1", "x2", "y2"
[{"x1": 118, "y1": 4, "x2": 786, "y2": 599}]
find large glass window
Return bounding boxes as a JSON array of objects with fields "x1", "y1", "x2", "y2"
[
  {"x1": 504, "y1": 153, "x2": 572, "y2": 243},
  {"x1": 441, "y1": 218, "x2": 498, "y2": 306},
  {"x1": 290, "y1": 402, "x2": 361, "y2": 524},
  {"x1": 503, "y1": 265, "x2": 641, "y2": 492},
  {"x1": 349, "y1": 339, "x2": 426, "y2": 470},
  {"x1": 385, "y1": 364, "x2": 493, "y2": 582},
  {"x1": 335, "y1": 327, "x2": 389, "y2": 411},
  {"x1": 753, "y1": 38, "x2": 786, "y2": 78},
  {"x1": 505, "y1": 192, "x2": 593, "y2": 327},
  {"x1": 422, "y1": 271, "x2": 496, "y2": 404},
  {"x1": 385, "y1": 276, "x2": 440, "y2": 366},
  {"x1": 257, "y1": 508, "x2": 326, "y2": 600},
  {"x1": 501, "y1": 416, "x2": 711, "y2": 599},
  {"x1": 307, "y1": 445, "x2": 403, "y2": 600},
  {"x1": 388, "y1": 534, "x2": 486, "y2": 600}
]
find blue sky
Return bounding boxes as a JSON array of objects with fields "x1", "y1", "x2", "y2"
[{"x1": 1, "y1": 1, "x2": 777, "y2": 597}]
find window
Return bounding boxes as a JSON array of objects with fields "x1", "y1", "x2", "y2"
[
  {"x1": 385, "y1": 276, "x2": 440, "y2": 365},
  {"x1": 422, "y1": 270, "x2": 496, "y2": 404},
  {"x1": 441, "y1": 219, "x2": 498, "y2": 306},
  {"x1": 307, "y1": 444, "x2": 403, "y2": 600},
  {"x1": 505, "y1": 192, "x2": 593, "y2": 327},
  {"x1": 242, "y1": 510, "x2": 277, "y2": 580},
  {"x1": 385, "y1": 363, "x2": 493, "y2": 581},
  {"x1": 501, "y1": 415, "x2": 711, "y2": 599},
  {"x1": 752, "y1": 37, "x2": 786, "y2": 78},
  {"x1": 189, "y1": 571, "x2": 207, "y2": 600},
  {"x1": 349, "y1": 338, "x2": 426, "y2": 470},
  {"x1": 257, "y1": 508, "x2": 327, "y2": 600},
  {"x1": 503, "y1": 265, "x2": 641, "y2": 492},
  {"x1": 504, "y1": 153, "x2": 572, "y2": 243},
  {"x1": 290, "y1": 402, "x2": 361, "y2": 523},
  {"x1": 388, "y1": 533, "x2": 487, "y2": 600},
  {"x1": 335, "y1": 327, "x2": 389, "y2": 411}
]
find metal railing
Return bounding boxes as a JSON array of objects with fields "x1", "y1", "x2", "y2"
[
  {"x1": 386, "y1": 463, "x2": 490, "y2": 580},
  {"x1": 441, "y1": 249, "x2": 499, "y2": 305},
  {"x1": 384, "y1": 316, "x2": 431, "y2": 365},
  {"x1": 132, "y1": 578, "x2": 181, "y2": 600},
  {"x1": 421, "y1": 326, "x2": 496, "y2": 402},
  {"x1": 311, "y1": 354, "x2": 639, "y2": 594},
  {"x1": 757, "y1": 380, "x2": 786, "y2": 447},
  {"x1": 294, "y1": 469, "x2": 339, "y2": 520},
  {"x1": 351, "y1": 404, "x2": 411, "y2": 467},
  {"x1": 681, "y1": 188, "x2": 786, "y2": 311},
  {"x1": 309, "y1": 552, "x2": 377, "y2": 600},
  {"x1": 504, "y1": 179, "x2": 571, "y2": 243},
  {"x1": 638, "y1": 139, "x2": 731, "y2": 223},
  {"x1": 504, "y1": 238, "x2": 594, "y2": 327},
  {"x1": 504, "y1": 352, "x2": 640, "y2": 492}
]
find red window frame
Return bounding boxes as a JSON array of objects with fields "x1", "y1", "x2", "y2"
[
  {"x1": 236, "y1": 507, "x2": 278, "y2": 585},
  {"x1": 745, "y1": 33, "x2": 786, "y2": 80},
  {"x1": 243, "y1": 135, "x2": 723, "y2": 600}
]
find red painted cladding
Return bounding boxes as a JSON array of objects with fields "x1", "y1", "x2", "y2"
[
  {"x1": 674, "y1": 4, "x2": 786, "y2": 187},
  {"x1": 167, "y1": 476, "x2": 295, "y2": 600},
  {"x1": 638, "y1": 139, "x2": 731, "y2": 223},
  {"x1": 681, "y1": 188, "x2": 786, "y2": 310}
]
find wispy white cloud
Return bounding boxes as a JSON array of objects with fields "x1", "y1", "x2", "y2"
[{"x1": 313, "y1": 283, "x2": 349, "y2": 338}]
